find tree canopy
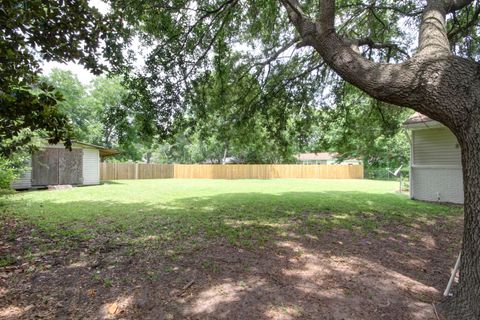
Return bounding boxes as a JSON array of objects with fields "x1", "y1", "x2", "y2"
[
  {"x1": 5, "y1": 0, "x2": 478, "y2": 165},
  {"x1": 0, "y1": 0, "x2": 128, "y2": 156},
  {"x1": 0, "y1": 0, "x2": 432, "y2": 165},
  {"x1": 41, "y1": 69, "x2": 148, "y2": 161},
  {"x1": 107, "y1": 0, "x2": 467, "y2": 157}
]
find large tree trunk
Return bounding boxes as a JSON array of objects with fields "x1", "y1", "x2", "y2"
[{"x1": 439, "y1": 126, "x2": 480, "y2": 319}]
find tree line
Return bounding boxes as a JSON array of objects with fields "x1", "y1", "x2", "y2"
[{"x1": 34, "y1": 68, "x2": 411, "y2": 170}]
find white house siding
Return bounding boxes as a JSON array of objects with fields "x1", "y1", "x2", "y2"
[
  {"x1": 411, "y1": 167, "x2": 463, "y2": 203},
  {"x1": 300, "y1": 160, "x2": 362, "y2": 165},
  {"x1": 412, "y1": 128, "x2": 461, "y2": 165},
  {"x1": 410, "y1": 127, "x2": 464, "y2": 204},
  {"x1": 10, "y1": 159, "x2": 32, "y2": 189},
  {"x1": 327, "y1": 159, "x2": 363, "y2": 165},
  {"x1": 82, "y1": 148, "x2": 100, "y2": 185}
]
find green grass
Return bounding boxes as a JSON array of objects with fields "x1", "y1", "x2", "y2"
[
  {"x1": 0, "y1": 179, "x2": 463, "y2": 249},
  {"x1": 0, "y1": 254, "x2": 16, "y2": 267}
]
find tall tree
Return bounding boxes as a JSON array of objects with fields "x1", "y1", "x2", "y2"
[
  {"x1": 89, "y1": 76, "x2": 150, "y2": 161},
  {"x1": 43, "y1": 69, "x2": 90, "y2": 141},
  {"x1": 42, "y1": 70, "x2": 147, "y2": 161},
  {"x1": 0, "y1": 0, "x2": 127, "y2": 155}
]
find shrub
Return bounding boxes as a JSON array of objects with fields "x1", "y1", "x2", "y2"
[
  {"x1": 0, "y1": 155, "x2": 28, "y2": 190},
  {"x1": 0, "y1": 158, "x2": 18, "y2": 189}
]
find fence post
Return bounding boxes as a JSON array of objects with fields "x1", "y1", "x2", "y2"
[{"x1": 135, "y1": 163, "x2": 139, "y2": 180}]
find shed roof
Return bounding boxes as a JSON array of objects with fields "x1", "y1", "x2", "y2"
[{"x1": 72, "y1": 141, "x2": 119, "y2": 157}]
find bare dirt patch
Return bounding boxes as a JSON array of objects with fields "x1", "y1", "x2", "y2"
[{"x1": 0, "y1": 215, "x2": 462, "y2": 319}]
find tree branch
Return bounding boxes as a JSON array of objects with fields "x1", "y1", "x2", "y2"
[
  {"x1": 337, "y1": 3, "x2": 423, "y2": 17},
  {"x1": 417, "y1": 1, "x2": 452, "y2": 55},
  {"x1": 318, "y1": 0, "x2": 335, "y2": 32},
  {"x1": 279, "y1": 0, "x2": 421, "y2": 108},
  {"x1": 352, "y1": 38, "x2": 410, "y2": 58},
  {"x1": 279, "y1": 0, "x2": 477, "y2": 127},
  {"x1": 280, "y1": 0, "x2": 306, "y2": 19},
  {"x1": 445, "y1": 0, "x2": 475, "y2": 12},
  {"x1": 256, "y1": 37, "x2": 301, "y2": 67},
  {"x1": 279, "y1": 0, "x2": 317, "y2": 46},
  {"x1": 234, "y1": 36, "x2": 302, "y2": 84},
  {"x1": 448, "y1": 2, "x2": 480, "y2": 40}
]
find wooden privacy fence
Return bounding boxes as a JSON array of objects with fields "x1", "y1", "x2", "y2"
[
  {"x1": 100, "y1": 163, "x2": 364, "y2": 180},
  {"x1": 100, "y1": 163, "x2": 174, "y2": 180}
]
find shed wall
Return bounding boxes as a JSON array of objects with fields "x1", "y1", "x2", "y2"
[
  {"x1": 410, "y1": 127, "x2": 463, "y2": 204},
  {"x1": 412, "y1": 128, "x2": 461, "y2": 165},
  {"x1": 82, "y1": 149, "x2": 100, "y2": 185},
  {"x1": 10, "y1": 159, "x2": 32, "y2": 189},
  {"x1": 11, "y1": 145, "x2": 101, "y2": 189},
  {"x1": 411, "y1": 167, "x2": 463, "y2": 203}
]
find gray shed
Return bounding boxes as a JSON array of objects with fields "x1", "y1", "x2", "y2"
[
  {"x1": 11, "y1": 141, "x2": 118, "y2": 189},
  {"x1": 404, "y1": 113, "x2": 463, "y2": 204}
]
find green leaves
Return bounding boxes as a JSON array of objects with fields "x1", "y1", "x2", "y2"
[
  {"x1": 311, "y1": 83, "x2": 412, "y2": 169},
  {"x1": 41, "y1": 70, "x2": 147, "y2": 161},
  {"x1": 112, "y1": 0, "x2": 433, "y2": 165},
  {"x1": 0, "y1": 83, "x2": 73, "y2": 156},
  {"x1": 448, "y1": 1, "x2": 480, "y2": 59},
  {"x1": 3, "y1": 0, "x2": 478, "y2": 164},
  {"x1": 0, "y1": 0, "x2": 127, "y2": 156}
]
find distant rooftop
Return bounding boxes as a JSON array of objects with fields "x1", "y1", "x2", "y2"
[{"x1": 295, "y1": 152, "x2": 339, "y2": 161}]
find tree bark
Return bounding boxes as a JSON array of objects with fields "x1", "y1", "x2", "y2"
[{"x1": 439, "y1": 124, "x2": 480, "y2": 319}]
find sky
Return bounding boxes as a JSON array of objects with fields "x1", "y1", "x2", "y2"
[{"x1": 41, "y1": 0, "x2": 111, "y2": 84}]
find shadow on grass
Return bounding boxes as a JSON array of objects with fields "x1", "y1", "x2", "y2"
[
  {"x1": 0, "y1": 190, "x2": 463, "y2": 319},
  {"x1": 100, "y1": 180, "x2": 128, "y2": 185}
]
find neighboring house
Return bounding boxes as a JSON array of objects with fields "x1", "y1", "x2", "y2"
[
  {"x1": 295, "y1": 152, "x2": 362, "y2": 165},
  {"x1": 11, "y1": 141, "x2": 118, "y2": 190},
  {"x1": 404, "y1": 112, "x2": 463, "y2": 204},
  {"x1": 204, "y1": 156, "x2": 242, "y2": 164}
]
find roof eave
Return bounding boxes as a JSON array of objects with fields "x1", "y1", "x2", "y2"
[
  {"x1": 403, "y1": 120, "x2": 444, "y2": 130},
  {"x1": 99, "y1": 149, "x2": 120, "y2": 158},
  {"x1": 71, "y1": 140, "x2": 120, "y2": 157}
]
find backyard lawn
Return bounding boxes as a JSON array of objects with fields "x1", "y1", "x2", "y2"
[{"x1": 0, "y1": 179, "x2": 463, "y2": 319}]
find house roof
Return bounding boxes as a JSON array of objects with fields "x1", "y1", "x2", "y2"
[
  {"x1": 403, "y1": 112, "x2": 435, "y2": 125},
  {"x1": 71, "y1": 141, "x2": 119, "y2": 157},
  {"x1": 295, "y1": 152, "x2": 339, "y2": 161},
  {"x1": 403, "y1": 112, "x2": 443, "y2": 129}
]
